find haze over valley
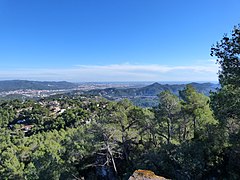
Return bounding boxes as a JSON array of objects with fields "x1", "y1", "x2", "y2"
[{"x1": 0, "y1": 80, "x2": 218, "y2": 107}]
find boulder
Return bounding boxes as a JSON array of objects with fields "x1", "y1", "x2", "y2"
[{"x1": 129, "y1": 170, "x2": 169, "y2": 180}]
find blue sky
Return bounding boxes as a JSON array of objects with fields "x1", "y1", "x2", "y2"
[{"x1": 0, "y1": 0, "x2": 240, "y2": 82}]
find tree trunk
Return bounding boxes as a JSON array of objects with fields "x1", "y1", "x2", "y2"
[{"x1": 107, "y1": 144, "x2": 118, "y2": 175}]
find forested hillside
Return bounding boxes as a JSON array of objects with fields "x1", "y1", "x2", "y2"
[
  {"x1": 84, "y1": 82, "x2": 218, "y2": 107},
  {"x1": 86, "y1": 82, "x2": 218, "y2": 97},
  {"x1": 0, "y1": 25, "x2": 240, "y2": 179},
  {"x1": 0, "y1": 80, "x2": 218, "y2": 107},
  {"x1": 0, "y1": 80, "x2": 78, "y2": 91}
]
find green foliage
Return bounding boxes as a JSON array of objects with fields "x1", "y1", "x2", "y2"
[
  {"x1": 210, "y1": 24, "x2": 240, "y2": 179},
  {"x1": 154, "y1": 91, "x2": 181, "y2": 144},
  {"x1": 211, "y1": 25, "x2": 240, "y2": 87},
  {"x1": 180, "y1": 85, "x2": 217, "y2": 139}
]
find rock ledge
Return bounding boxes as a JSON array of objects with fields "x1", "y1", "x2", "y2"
[{"x1": 129, "y1": 170, "x2": 169, "y2": 180}]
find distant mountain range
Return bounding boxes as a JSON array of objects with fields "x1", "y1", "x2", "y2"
[
  {"x1": 0, "y1": 80, "x2": 78, "y2": 92},
  {"x1": 85, "y1": 82, "x2": 219, "y2": 97},
  {"x1": 0, "y1": 80, "x2": 219, "y2": 107},
  {"x1": 83, "y1": 82, "x2": 219, "y2": 107}
]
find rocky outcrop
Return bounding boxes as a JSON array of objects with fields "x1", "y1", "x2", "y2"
[{"x1": 129, "y1": 170, "x2": 169, "y2": 180}]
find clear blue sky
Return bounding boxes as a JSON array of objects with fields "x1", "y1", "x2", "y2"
[{"x1": 0, "y1": 0, "x2": 240, "y2": 82}]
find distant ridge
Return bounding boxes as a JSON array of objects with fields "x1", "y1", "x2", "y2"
[
  {"x1": 0, "y1": 81, "x2": 219, "y2": 107},
  {"x1": 0, "y1": 80, "x2": 78, "y2": 91},
  {"x1": 85, "y1": 82, "x2": 219, "y2": 97},
  {"x1": 83, "y1": 82, "x2": 219, "y2": 107},
  {"x1": 139, "y1": 82, "x2": 218, "y2": 96}
]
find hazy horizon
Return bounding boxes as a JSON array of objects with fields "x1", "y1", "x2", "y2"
[{"x1": 0, "y1": 79, "x2": 219, "y2": 84}]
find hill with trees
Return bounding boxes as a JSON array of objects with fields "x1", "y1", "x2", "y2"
[
  {"x1": 86, "y1": 82, "x2": 218, "y2": 97},
  {"x1": 0, "y1": 80, "x2": 78, "y2": 91},
  {"x1": 84, "y1": 82, "x2": 218, "y2": 107}
]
